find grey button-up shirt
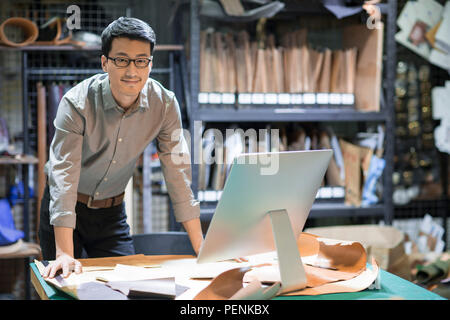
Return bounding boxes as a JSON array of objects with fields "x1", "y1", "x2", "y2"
[{"x1": 45, "y1": 73, "x2": 199, "y2": 229}]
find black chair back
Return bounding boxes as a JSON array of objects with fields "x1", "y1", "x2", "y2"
[{"x1": 132, "y1": 231, "x2": 195, "y2": 255}]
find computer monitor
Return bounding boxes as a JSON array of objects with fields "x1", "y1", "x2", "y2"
[{"x1": 196, "y1": 149, "x2": 333, "y2": 293}]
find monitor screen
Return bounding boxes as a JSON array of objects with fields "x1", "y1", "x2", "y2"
[{"x1": 197, "y1": 149, "x2": 333, "y2": 263}]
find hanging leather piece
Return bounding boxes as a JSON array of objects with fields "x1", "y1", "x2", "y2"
[{"x1": 36, "y1": 82, "x2": 47, "y2": 243}]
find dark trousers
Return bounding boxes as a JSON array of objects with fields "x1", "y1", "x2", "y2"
[{"x1": 38, "y1": 185, "x2": 135, "y2": 260}]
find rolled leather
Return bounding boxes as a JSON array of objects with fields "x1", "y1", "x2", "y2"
[
  {"x1": 36, "y1": 82, "x2": 47, "y2": 230},
  {"x1": 0, "y1": 17, "x2": 38, "y2": 47},
  {"x1": 35, "y1": 17, "x2": 72, "y2": 45}
]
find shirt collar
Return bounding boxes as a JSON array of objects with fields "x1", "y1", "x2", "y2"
[
  {"x1": 101, "y1": 74, "x2": 117, "y2": 111},
  {"x1": 101, "y1": 74, "x2": 150, "y2": 112},
  {"x1": 137, "y1": 79, "x2": 149, "y2": 111}
]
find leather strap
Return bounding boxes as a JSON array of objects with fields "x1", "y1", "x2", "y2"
[{"x1": 77, "y1": 192, "x2": 125, "y2": 209}]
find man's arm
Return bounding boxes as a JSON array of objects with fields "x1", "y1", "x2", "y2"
[
  {"x1": 44, "y1": 95, "x2": 84, "y2": 278},
  {"x1": 47, "y1": 94, "x2": 84, "y2": 230},
  {"x1": 182, "y1": 218, "x2": 204, "y2": 255},
  {"x1": 156, "y1": 94, "x2": 201, "y2": 252}
]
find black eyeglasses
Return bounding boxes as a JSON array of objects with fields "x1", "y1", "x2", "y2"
[{"x1": 106, "y1": 56, "x2": 153, "y2": 68}]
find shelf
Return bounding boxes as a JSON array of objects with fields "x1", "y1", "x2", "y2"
[
  {"x1": 195, "y1": 93, "x2": 386, "y2": 122},
  {"x1": 0, "y1": 44, "x2": 100, "y2": 52},
  {"x1": 308, "y1": 203, "x2": 385, "y2": 218},
  {"x1": 199, "y1": 202, "x2": 386, "y2": 220},
  {"x1": 198, "y1": 187, "x2": 345, "y2": 202},
  {"x1": 0, "y1": 44, "x2": 183, "y2": 52},
  {"x1": 195, "y1": 107, "x2": 387, "y2": 122},
  {"x1": 279, "y1": 1, "x2": 389, "y2": 16},
  {"x1": 0, "y1": 239, "x2": 41, "y2": 259},
  {"x1": 0, "y1": 155, "x2": 39, "y2": 165},
  {"x1": 26, "y1": 67, "x2": 173, "y2": 77},
  {"x1": 0, "y1": 240, "x2": 41, "y2": 259},
  {"x1": 199, "y1": 92, "x2": 356, "y2": 105},
  {"x1": 199, "y1": 1, "x2": 388, "y2": 22}
]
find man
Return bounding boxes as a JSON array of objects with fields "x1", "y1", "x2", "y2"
[{"x1": 39, "y1": 17, "x2": 203, "y2": 279}]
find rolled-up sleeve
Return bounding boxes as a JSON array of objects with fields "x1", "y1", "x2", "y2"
[
  {"x1": 46, "y1": 96, "x2": 84, "y2": 229},
  {"x1": 156, "y1": 95, "x2": 200, "y2": 222}
]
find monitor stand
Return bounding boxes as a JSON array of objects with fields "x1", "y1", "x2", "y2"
[{"x1": 268, "y1": 209, "x2": 307, "y2": 294}]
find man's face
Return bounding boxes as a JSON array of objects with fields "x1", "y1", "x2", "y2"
[{"x1": 101, "y1": 37, "x2": 152, "y2": 103}]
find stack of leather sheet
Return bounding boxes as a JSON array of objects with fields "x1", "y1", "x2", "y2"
[
  {"x1": 199, "y1": 29, "x2": 358, "y2": 96},
  {"x1": 199, "y1": 23, "x2": 384, "y2": 111}
]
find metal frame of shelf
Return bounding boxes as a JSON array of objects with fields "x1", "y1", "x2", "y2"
[
  {"x1": 189, "y1": 0, "x2": 397, "y2": 225},
  {"x1": 195, "y1": 107, "x2": 389, "y2": 122},
  {"x1": 199, "y1": 202, "x2": 386, "y2": 220}
]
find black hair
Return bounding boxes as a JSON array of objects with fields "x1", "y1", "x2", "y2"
[{"x1": 101, "y1": 17, "x2": 156, "y2": 57}]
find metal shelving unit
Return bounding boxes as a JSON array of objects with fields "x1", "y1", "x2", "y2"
[{"x1": 188, "y1": 0, "x2": 397, "y2": 226}]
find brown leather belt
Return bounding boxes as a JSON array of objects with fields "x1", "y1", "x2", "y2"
[{"x1": 77, "y1": 192, "x2": 125, "y2": 209}]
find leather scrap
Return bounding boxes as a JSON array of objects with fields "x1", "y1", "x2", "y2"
[
  {"x1": 230, "y1": 279, "x2": 280, "y2": 300},
  {"x1": 78, "y1": 254, "x2": 189, "y2": 268},
  {"x1": 314, "y1": 236, "x2": 367, "y2": 272},
  {"x1": 416, "y1": 253, "x2": 450, "y2": 285},
  {"x1": 298, "y1": 232, "x2": 366, "y2": 287},
  {"x1": 194, "y1": 267, "x2": 251, "y2": 299},
  {"x1": 297, "y1": 232, "x2": 320, "y2": 257},
  {"x1": 244, "y1": 232, "x2": 368, "y2": 290},
  {"x1": 194, "y1": 267, "x2": 280, "y2": 300},
  {"x1": 304, "y1": 235, "x2": 367, "y2": 287},
  {"x1": 284, "y1": 257, "x2": 379, "y2": 296}
]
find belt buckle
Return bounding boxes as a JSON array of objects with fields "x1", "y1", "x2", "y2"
[{"x1": 87, "y1": 196, "x2": 99, "y2": 209}]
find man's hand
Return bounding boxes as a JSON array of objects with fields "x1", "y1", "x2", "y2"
[
  {"x1": 43, "y1": 226, "x2": 82, "y2": 279},
  {"x1": 43, "y1": 253, "x2": 83, "y2": 279}
]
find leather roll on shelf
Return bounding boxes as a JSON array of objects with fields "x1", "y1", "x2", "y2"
[
  {"x1": 0, "y1": 17, "x2": 39, "y2": 47},
  {"x1": 35, "y1": 17, "x2": 71, "y2": 45}
]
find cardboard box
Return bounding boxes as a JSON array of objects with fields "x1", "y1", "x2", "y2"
[{"x1": 305, "y1": 224, "x2": 411, "y2": 280}]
